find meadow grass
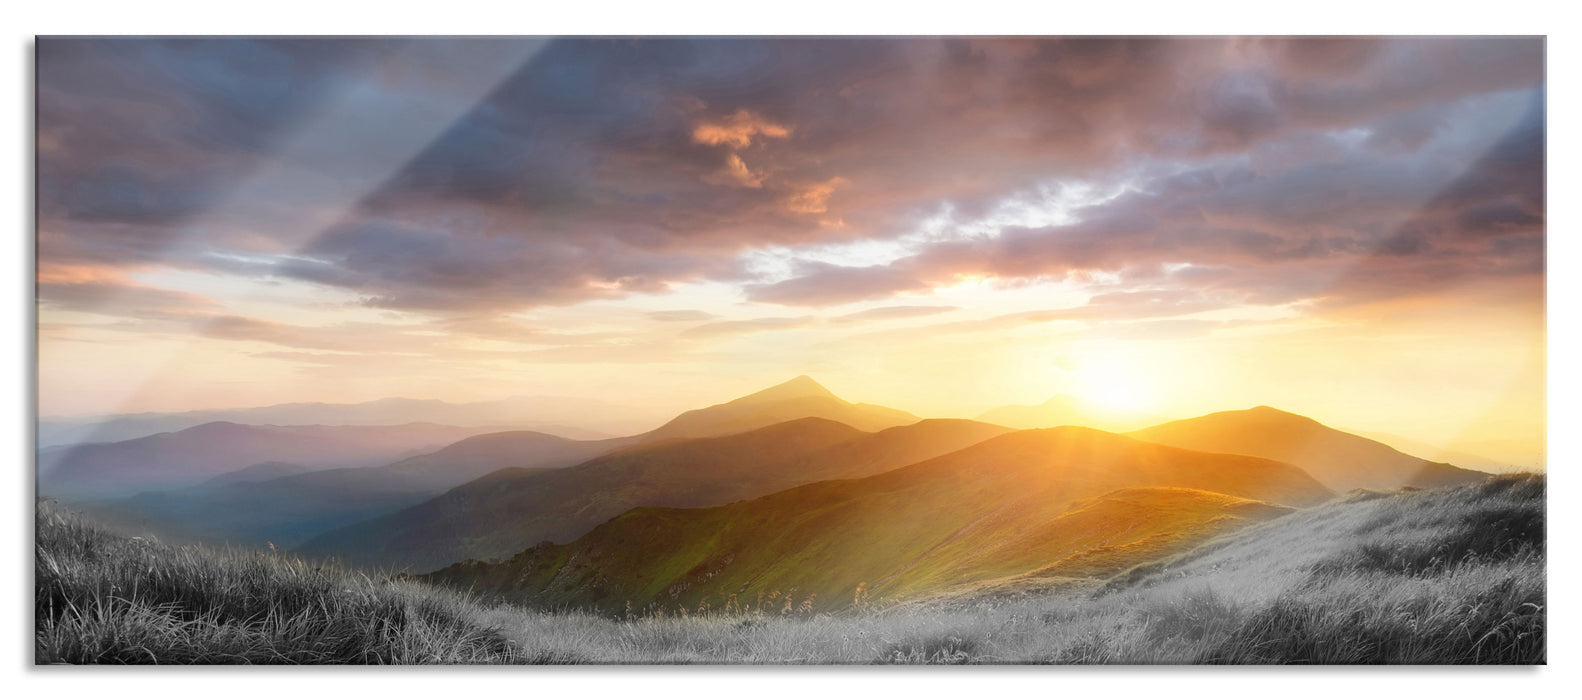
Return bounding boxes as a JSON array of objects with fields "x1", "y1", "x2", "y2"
[
  {"x1": 36, "y1": 501, "x2": 518, "y2": 664},
  {"x1": 36, "y1": 473, "x2": 1544, "y2": 664}
]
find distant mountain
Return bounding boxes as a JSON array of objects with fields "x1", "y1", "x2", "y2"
[
  {"x1": 37, "y1": 422, "x2": 513, "y2": 501},
  {"x1": 37, "y1": 395, "x2": 652, "y2": 448},
  {"x1": 76, "y1": 431, "x2": 630, "y2": 549},
  {"x1": 298, "y1": 417, "x2": 1012, "y2": 571},
  {"x1": 977, "y1": 395, "x2": 1169, "y2": 433},
  {"x1": 642, "y1": 376, "x2": 919, "y2": 441},
  {"x1": 1128, "y1": 406, "x2": 1488, "y2": 492},
  {"x1": 193, "y1": 462, "x2": 312, "y2": 489},
  {"x1": 1347, "y1": 430, "x2": 1530, "y2": 473},
  {"x1": 421, "y1": 426, "x2": 1330, "y2": 613}
]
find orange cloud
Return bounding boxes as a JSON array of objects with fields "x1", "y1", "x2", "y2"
[
  {"x1": 36, "y1": 262, "x2": 132, "y2": 285},
  {"x1": 691, "y1": 109, "x2": 791, "y2": 148},
  {"x1": 786, "y1": 177, "x2": 848, "y2": 215},
  {"x1": 704, "y1": 153, "x2": 767, "y2": 188}
]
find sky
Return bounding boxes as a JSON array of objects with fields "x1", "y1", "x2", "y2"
[{"x1": 35, "y1": 36, "x2": 1546, "y2": 464}]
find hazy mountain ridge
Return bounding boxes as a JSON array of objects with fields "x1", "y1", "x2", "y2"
[
  {"x1": 45, "y1": 376, "x2": 933, "y2": 561},
  {"x1": 71, "y1": 431, "x2": 629, "y2": 549},
  {"x1": 1128, "y1": 406, "x2": 1487, "y2": 492},
  {"x1": 38, "y1": 395, "x2": 651, "y2": 448},
  {"x1": 36, "y1": 422, "x2": 511, "y2": 501},
  {"x1": 296, "y1": 417, "x2": 1014, "y2": 571},
  {"x1": 642, "y1": 376, "x2": 920, "y2": 441},
  {"x1": 1346, "y1": 429, "x2": 1534, "y2": 473}
]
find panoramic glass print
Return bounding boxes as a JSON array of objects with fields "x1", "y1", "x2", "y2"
[{"x1": 35, "y1": 36, "x2": 1545, "y2": 664}]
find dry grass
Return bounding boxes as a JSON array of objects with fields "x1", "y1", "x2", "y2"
[
  {"x1": 37, "y1": 473, "x2": 1544, "y2": 664},
  {"x1": 36, "y1": 501, "x2": 517, "y2": 664}
]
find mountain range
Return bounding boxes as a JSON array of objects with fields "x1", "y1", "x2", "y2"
[
  {"x1": 642, "y1": 375, "x2": 920, "y2": 441},
  {"x1": 37, "y1": 395, "x2": 659, "y2": 448},
  {"x1": 41, "y1": 375, "x2": 1495, "y2": 613},
  {"x1": 421, "y1": 426, "x2": 1332, "y2": 612},
  {"x1": 36, "y1": 422, "x2": 510, "y2": 501},
  {"x1": 71, "y1": 430, "x2": 631, "y2": 549},
  {"x1": 297, "y1": 415, "x2": 1012, "y2": 571}
]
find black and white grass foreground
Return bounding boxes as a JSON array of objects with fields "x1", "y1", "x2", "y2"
[{"x1": 35, "y1": 473, "x2": 1544, "y2": 664}]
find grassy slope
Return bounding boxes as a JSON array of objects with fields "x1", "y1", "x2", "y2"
[
  {"x1": 298, "y1": 418, "x2": 1010, "y2": 571},
  {"x1": 468, "y1": 473, "x2": 1544, "y2": 664},
  {"x1": 37, "y1": 474, "x2": 1543, "y2": 664},
  {"x1": 422, "y1": 426, "x2": 1332, "y2": 613},
  {"x1": 35, "y1": 501, "x2": 518, "y2": 664},
  {"x1": 1129, "y1": 406, "x2": 1487, "y2": 492}
]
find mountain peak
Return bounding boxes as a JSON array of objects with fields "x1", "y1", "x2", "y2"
[
  {"x1": 1238, "y1": 405, "x2": 1319, "y2": 423},
  {"x1": 735, "y1": 375, "x2": 839, "y2": 404}
]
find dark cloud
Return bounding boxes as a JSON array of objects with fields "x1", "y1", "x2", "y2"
[
  {"x1": 37, "y1": 37, "x2": 1544, "y2": 319},
  {"x1": 747, "y1": 262, "x2": 926, "y2": 307},
  {"x1": 273, "y1": 219, "x2": 729, "y2": 311},
  {"x1": 750, "y1": 83, "x2": 1544, "y2": 311}
]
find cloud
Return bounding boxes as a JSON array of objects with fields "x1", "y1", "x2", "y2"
[
  {"x1": 785, "y1": 177, "x2": 847, "y2": 215},
  {"x1": 36, "y1": 266, "x2": 220, "y2": 322},
  {"x1": 691, "y1": 109, "x2": 792, "y2": 148},
  {"x1": 37, "y1": 37, "x2": 1544, "y2": 322},
  {"x1": 831, "y1": 305, "x2": 959, "y2": 323},
  {"x1": 704, "y1": 153, "x2": 769, "y2": 188},
  {"x1": 749, "y1": 85, "x2": 1544, "y2": 312},
  {"x1": 647, "y1": 309, "x2": 719, "y2": 322},
  {"x1": 747, "y1": 262, "x2": 927, "y2": 307},
  {"x1": 272, "y1": 219, "x2": 728, "y2": 311},
  {"x1": 681, "y1": 316, "x2": 817, "y2": 339},
  {"x1": 198, "y1": 316, "x2": 359, "y2": 350}
]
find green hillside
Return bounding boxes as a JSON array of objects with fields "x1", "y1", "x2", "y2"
[{"x1": 422, "y1": 426, "x2": 1332, "y2": 612}]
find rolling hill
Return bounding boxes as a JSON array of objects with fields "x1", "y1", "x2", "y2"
[
  {"x1": 36, "y1": 422, "x2": 512, "y2": 501},
  {"x1": 1127, "y1": 406, "x2": 1487, "y2": 492},
  {"x1": 297, "y1": 417, "x2": 1014, "y2": 571},
  {"x1": 977, "y1": 395, "x2": 1168, "y2": 433},
  {"x1": 72, "y1": 431, "x2": 629, "y2": 549},
  {"x1": 421, "y1": 426, "x2": 1334, "y2": 613},
  {"x1": 641, "y1": 375, "x2": 920, "y2": 441}
]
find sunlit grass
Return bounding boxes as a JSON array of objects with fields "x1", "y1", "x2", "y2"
[{"x1": 37, "y1": 473, "x2": 1544, "y2": 664}]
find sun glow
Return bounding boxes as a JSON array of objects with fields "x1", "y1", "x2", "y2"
[{"x1": 1069, "y1": 357, "x2": 1158, "y2": 414}]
